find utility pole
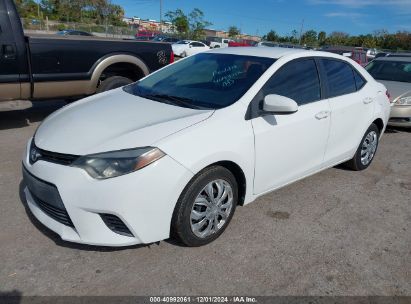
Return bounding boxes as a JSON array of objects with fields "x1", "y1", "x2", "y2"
[
  {"x1": 298, "y1": 19, "x2": 304, "y2": 45},
  {"x1": 160, "y1": 0, "x2": 163, "y2": 33}
]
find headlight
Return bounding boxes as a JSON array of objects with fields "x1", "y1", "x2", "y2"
[
  {"x1": 396, "y1": 96, "x2": 411, "y2": 105},
  {"x1": 71, "y1": 147, "x2": 165, "y2": 179}
]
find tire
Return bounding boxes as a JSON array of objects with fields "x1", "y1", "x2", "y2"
[
  {"x1": 171, "y1": 166, "x2": 238, "y2": 247},
  {"x1": 214, "y1": 45, "x2": 220, "y2": 48},
  {"x1": 345, "y1": 123, "x2": 380, "y2": 171},
  {"x1": 97, "y1": 76, "x2": 133, "y2": 93}
]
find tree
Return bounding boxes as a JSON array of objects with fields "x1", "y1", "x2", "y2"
[
  {"x1": 166, "y1": 8, "x2": 210, "y2": 39},
  {"x1": 301, "y1": 29, "x2": 317, "y2": 46},
  {"x1": 318, "y1": 31, "x2": 326, "y2": 45},
  {"x1": 326, "y1": 31, "x2": 350, "y2": 45},
  {"x1": 228, "y1": 26, "x2": 240, "y2": 38},
  {"x1": 265, "y1": 30, "x2": 278, "y2": 42},
  {"x1": 165, "y1": 9, "x2": 189, "y2": 36},
  {"x1": 189, "y1": 8, "x2": 211, "y2": 40}
]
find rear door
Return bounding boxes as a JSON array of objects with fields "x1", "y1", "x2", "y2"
[
  {"x1": 318, "y1": 58, "x2": 373, "y2": 165},
  {"x1": 252, "y1": 58, "x2": 331, "y2": 194}
]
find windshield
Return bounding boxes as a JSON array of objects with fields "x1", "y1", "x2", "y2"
[
  {"x1": 366, "y1": 60, "x2": 411, "y2": 83},
  {"x1": 177, "y1": 40, "x2": 189, "y2": 44},
  {"x1": 123, "y1": 53, "x2": 275, "y2": 109}
]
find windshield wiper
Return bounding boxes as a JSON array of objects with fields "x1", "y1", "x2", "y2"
[{"x1": 143, "y1": 93, "x2": 207, "y2": 109}]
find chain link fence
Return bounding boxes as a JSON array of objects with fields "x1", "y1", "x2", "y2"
[{"x1": 21, "y1": 18, "x2": 136, "y2": 39}]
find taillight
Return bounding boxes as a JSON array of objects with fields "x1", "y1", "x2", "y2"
[
  {"x1": 170, "y1": 51, "x2": 174, "y2": 64},
  {"x1": 386, "y1": 90, "x2": 392, "y2": 103}
]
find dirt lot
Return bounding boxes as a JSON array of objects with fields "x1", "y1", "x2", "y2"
[{"x1": 0, "y1": 101, "x2": 410, "y2": 296}]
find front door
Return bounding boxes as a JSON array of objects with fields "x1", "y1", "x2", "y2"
[{"x1": 252, "y1": 58, "x2": 331, "y2": 194}]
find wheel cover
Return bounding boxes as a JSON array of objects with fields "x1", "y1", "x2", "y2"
[
  {"x1": 361, "y1": 130, "x2": 378, "y2": 166},
  {"x1": 190, "y1": 179, "x2": 234, "y2": 238}
]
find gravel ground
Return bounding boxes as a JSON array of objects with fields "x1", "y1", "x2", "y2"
[{"x1": 0, "y1": 101, "x2": 410, "y2": 296}]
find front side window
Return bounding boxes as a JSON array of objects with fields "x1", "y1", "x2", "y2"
[
  {"x1": 365, "y1": 60, "x2": 411, "y2": 83},
  {"x1": 261, "y1": 59, "x2": 321, "y2": 106},
  {"x1": 322, "y1": 59, "x2": 356, "y2": 97},
  {"x1": 124, "y1": 53, "x2": 275, "y2": 109}
]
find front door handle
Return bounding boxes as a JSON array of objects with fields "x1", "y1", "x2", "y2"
[
  {"x1": 363, "y1": 97, "x2": 374, "y2": 104},
  {"x1": 315, "y1": 111, "x2": 330, "y2": 120}
]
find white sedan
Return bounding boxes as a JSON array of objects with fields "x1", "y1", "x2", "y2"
[
  {"x1": 172, "y1": 40, "x2": 209, "y2": 57},
  {"x1": 23, "y1": 47, "x2": 390, "y2": 247}
]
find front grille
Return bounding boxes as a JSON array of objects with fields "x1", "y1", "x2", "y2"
[
  {"x1": 33, "y1": 195, "x2": 74, "y2": 227},
  {"x1": 23, "y1": 166, "x2": 74, "y2": 227},
  {"x1": 100, "y1": 214, "x2": 133, "y2": 237},
  {"x1": 30, "y1": 140, "x2": 79, "y2": 165}
]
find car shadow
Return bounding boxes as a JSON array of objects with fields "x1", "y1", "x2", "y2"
[
  {"x1": 18, "y1": 180, "x2": 156, "y2": 252},
  {"x1": 0, "y1": 290, "x2": 23, "y2": 304},
  {"x1": 0, "y1": 100, "x2": 67, "y2": 130}
]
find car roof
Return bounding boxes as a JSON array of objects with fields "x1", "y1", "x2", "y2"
[
  {"x1": 373, "y1": 56, "x2": 411, "y2": 62},
  {"x1": 208, "y1": 46, "x2": 334, "y2": 59}
]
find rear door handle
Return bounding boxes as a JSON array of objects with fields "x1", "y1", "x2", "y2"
[
  {"x1": 315, "y1": 111, "x2": 330, "y2": 120},
  {"x1": 363, "y1": 97, "x2": 374, "y2": 104}
]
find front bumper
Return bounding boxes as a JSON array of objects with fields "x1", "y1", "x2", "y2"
[
  {"x1": 22, "y1": 139, "x2": 194, "y2": 246},
  {"x1": 389, "y1": 105, "x2": 411, "y2": 128}
]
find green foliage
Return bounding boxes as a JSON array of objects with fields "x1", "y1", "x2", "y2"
[
  {"x1": 165, "y1": 8, "x2": 211, "y2": 40},
  {"x1": 228, "y1": 26, "x2": 240, "y2": 38},
  {"x1": 263, "y1": 28, "x2": 411, "y2": 50},
  {"x1": 301, "y1": 30, "x2": 317, "y2": 46},
  {"x1": 265, "y1": 30, "x2": 278, "y2": 42},
  {"x1": 16, "y1": 0, "x2": 125, "y2": 25},
  {"x1": 318, "y1": 31, "x2": 326, "y2": 46}
]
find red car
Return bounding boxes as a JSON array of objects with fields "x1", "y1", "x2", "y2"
[
  {"x1": 135, "y1": 30, "x2": 160, "y2": 40},
  {"x1": 228, "y1": 39, "x2": 257, "y2": 47},
  {"x1": 322, "y1": 46, "x2": 369, "y2": 66}
]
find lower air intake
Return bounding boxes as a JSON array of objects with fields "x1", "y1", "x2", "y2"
[{"x1": 100, "y1": 214, "x2": 133, "y2": 237}]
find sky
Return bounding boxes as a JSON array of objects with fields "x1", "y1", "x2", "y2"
[{"x1": 115, "y1": 0, "x2": 411, "y2": 36}]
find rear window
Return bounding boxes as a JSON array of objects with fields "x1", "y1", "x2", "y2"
[
  {"x1": 322, "y1": 59, "x2": 356, "y2": 97},
  {"x1": 365, "y1": 60, "x2": 411, "y2": 83}
]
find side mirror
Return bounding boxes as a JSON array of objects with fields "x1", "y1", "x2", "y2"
[
  {"x1": 189, "y1": 45, "x2": 192, "y2": 48},
  {"x1": 262, "y1": 94, "x2": 298, "y2": 114}
]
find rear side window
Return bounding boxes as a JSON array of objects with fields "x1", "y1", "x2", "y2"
[
  {"x1": 261, "y1": 59, "x2": 321, "y2": 106},
  {"x1": 354, "y1": 70, "x2": 366, "y2": 90},
  {"x1": 321, "y1": 59, "x2": 356, "y2": 97}
]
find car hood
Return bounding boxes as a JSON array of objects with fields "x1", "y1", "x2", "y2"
[
  {"x1": 34, "y1": 88, "x2": 214, "y2": 155},
  {"x1": 378, "y1": 80, "x2": 411, "y2": 101}
]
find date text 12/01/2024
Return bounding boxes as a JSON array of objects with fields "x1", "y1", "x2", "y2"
[{"x1": 149, "y1": 296, "x2": 257, "y2": 303}]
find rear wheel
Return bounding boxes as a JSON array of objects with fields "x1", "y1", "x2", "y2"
[
  {"x1": 345, "y1": 123, "x2": 380, "y2": 171},
  {"x1": 97, "y1": 76, "x2": 133, "y2": 93},
  {"x1": 171, "y1": 166, "x2": 238, "y2": 247}
]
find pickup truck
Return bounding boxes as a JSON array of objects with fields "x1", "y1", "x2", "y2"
[{"x1": 0, "y1": 0, "x2": 173, "y2": 102}]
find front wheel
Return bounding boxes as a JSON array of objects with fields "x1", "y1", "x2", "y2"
[
  {"x1": 171, "y1": 166, "x2": 238, "y2": 247},
  {"x1": 345, "y1": 123, "x2": 380, "y2": 171},
  {"x1": 97, "y1": 76, "x2": 133, "y2": 93}
]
